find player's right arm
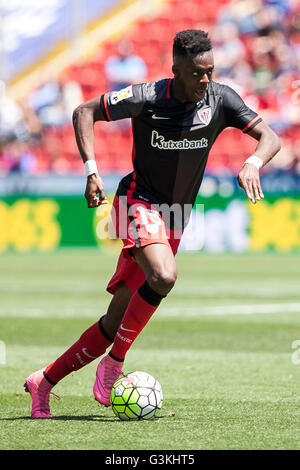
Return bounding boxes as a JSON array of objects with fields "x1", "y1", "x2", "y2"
[
  {"x1": 73, "y1": 85, "x2": 146, "y2": 208},
  {"x1": 72, "y1": 97, "x2": 108, "y2": 208}
]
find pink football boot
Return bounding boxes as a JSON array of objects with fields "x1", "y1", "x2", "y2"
[
  {"x1": 93, "y1": 355, "x2": 124, "y2": 407},
  {"x1": 24, "y1": 369, "x2": 58, "y2": 418}
]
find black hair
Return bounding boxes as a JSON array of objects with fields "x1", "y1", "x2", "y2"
[{"x1": 173, "y1": 29, "x2": 212, "y2": 58}]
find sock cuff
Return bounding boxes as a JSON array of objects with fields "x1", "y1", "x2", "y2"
[
  {"x1": 98, "y1": 316, "x2": 114, "y2": 342},
  {"x1": 109, "y1": 351, "x2": 124, "y2": 362},
  {"x1": 138, "y1": 281, "x2": 166, "y2": 306},
  {"x1": 43, "y1": 370, "x2": 57, "y2": 386}
]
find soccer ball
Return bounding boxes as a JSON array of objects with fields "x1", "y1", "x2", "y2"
[{"x1": 110, "y1": 371, "x2": 163, "y2": 421}]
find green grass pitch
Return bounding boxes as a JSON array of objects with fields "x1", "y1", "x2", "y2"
[{"x1": 0, "y1": 249, "x2": 300, "y2": 450}]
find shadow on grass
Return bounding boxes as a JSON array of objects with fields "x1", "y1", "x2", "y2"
[
  {"x1": 0, "y1": 414, "x2": 169, "y2": 422},
  {"x1": 0, "y1": 415, "x2": 116, "y2": 422}
]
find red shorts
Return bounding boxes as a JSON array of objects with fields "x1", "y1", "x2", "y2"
[{"x1": 106, "y1": 194, "x2": 183, "y2": 294}]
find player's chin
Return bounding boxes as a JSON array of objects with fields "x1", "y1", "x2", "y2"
[
  {"x1": 194, "y1": 89, "x2": 207, "y2": 101},
  {"x1": 186, "y1": 91, "x2": 206, "y2": 103}
]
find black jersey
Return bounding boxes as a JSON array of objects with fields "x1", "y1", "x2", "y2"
[{"x1": 100, "y1": 79, "x2": 261, "y2": 208}]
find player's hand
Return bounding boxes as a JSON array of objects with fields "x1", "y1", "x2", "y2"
[
  {"x1": 237, "y1": 163, "x2": 264, "y2": 204},
  {"x1": 84, "y1": 173, "x2": 108, "y2": 208}
]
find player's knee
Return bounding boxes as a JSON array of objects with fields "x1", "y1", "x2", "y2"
[{"x1": 148, "y1": 266, "x2": 177, "y2": 295}]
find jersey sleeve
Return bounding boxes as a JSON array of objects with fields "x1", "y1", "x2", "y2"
[
  {"x1": 100, "y1": 84, "x2": 145, "y2": 121},
  {"x1": 221, "y1": 85, "x2": 262, "y2": 133}
]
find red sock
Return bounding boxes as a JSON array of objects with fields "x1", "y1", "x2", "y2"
[
  {"x1": 109, "y1": 281, "x2": 165, "y2": 361},
  {"x1": 44, "y1": 317, "x2": 113, "y2": 384}
]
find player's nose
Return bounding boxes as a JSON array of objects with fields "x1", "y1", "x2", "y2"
[{"x1": 200, "y1": 73, "x2": 210, "y2": 83}]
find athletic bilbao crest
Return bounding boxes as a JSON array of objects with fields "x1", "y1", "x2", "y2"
[{"x1": 198, "y1": 107, "x2": 212, "y2": 126}]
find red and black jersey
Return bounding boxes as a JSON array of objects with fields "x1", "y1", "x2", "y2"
[{"x1": 100, "y1": 79, "x2": 261, "y2": 208}]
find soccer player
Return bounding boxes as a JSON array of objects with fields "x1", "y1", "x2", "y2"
[{"x1": 24, "y1": 30, "x2": 280, "y2": 418}]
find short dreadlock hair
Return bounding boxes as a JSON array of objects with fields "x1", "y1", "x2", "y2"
[{"x1": 173, "y1": 30, "x2": 212, "y2": 58}]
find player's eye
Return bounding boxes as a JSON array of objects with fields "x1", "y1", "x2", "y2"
[{"x1": 192, "y1": 69, "x2": 214, "y2": 78}]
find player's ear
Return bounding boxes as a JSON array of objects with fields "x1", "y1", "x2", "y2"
[{"x1": 172, "y1": 64, "x2": 178, "y2": 77}]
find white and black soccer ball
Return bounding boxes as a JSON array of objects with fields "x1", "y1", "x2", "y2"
[{"x1": 110, "y1": 371, "x2": 163, "y2": 421}]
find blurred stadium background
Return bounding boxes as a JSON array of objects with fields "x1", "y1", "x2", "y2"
[
  {"x1": 1, "y1": 1, "x2": 300, "y2": 450},
  {"x1": 0, "y1": 0, "x2": 300, "y2": 253}
]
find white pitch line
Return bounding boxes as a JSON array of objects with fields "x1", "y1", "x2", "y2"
[
  {"x1": 1, "y1": 303, "x2": 300, "y2": 318},
  {"x1": 1, "y1": 281, "x2": 300, "y2": 298},
  {"x1": 0, "y1": 308, "x2": 99, "y2": 318},
  {"x1": 160, "y1": 302, "x2": 300, "y2": 318},
  {"x1": 174, "y1": 285, "x2": 300, "y2": 297}
]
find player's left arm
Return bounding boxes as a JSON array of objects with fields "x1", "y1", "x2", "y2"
[{"x1": 237, "y1": 120, "x2": 281, "y2": 204}]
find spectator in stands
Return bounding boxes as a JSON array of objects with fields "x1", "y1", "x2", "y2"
[
  {"x1": 28, "y1": 77, "x2": 83, "y2": 128},
  {"x1": 0, "y1": 81, "x2": 42, "y2": 174},
  {"x1": 212, "y1": 22, "x2": 247, "y2": 77},
  {"x1": 0, "y1": 81, "x2": 29, "y2": 142},
  {"x1": 216, "y1": 0, "x2": 263, "y2": 34},
  {"x1": 262, "y1": 0, "x2": 292, "y2": 20},
  {"x1": 1, "y1": 137, "x2": 37, "y2": 174},
  {"x1": 104, "y1": 39, "x2": 147, "y2": 91},
  {"x1": 217, "y1": 0, "x2": 291, "y2": 35}
]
